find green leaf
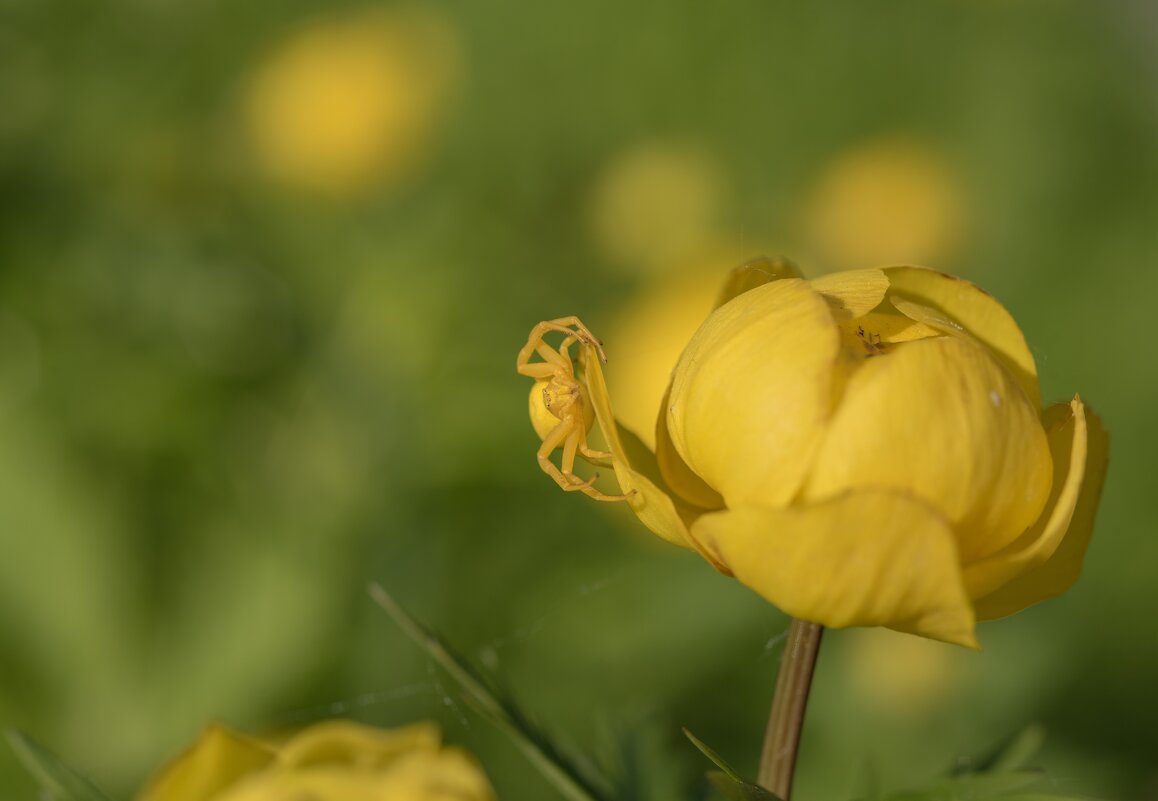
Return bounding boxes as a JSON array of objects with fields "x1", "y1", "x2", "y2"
[
  {"x1": 5, "y1": 730, "x2": 114, "y2": 801},
  {"x1": 682, "y1": 729, "x2": 784, "y2": 801},
  {"x1": 873, "y1": 770, "x2": 1090, "y2": 801},
  {"x1": 706, "y1": 771, "x2": 785, "y2": 801},
  {"x1": 368, "y1": 583, "x2": 615, "y2": 801},
  {"x1": 682, "y1": 728, "x2": 743, "y2": 782},
  {"x1": 961, "y1": 725, "x2": 1046, "y2": 775}
]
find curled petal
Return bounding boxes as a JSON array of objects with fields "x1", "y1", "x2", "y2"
[
  {"x1": 884, "y1": 266, "x2": 1041, "y2": 409},
  {"x1": 667, "y1": 279, "x2": 840, "y2": 508},
  {"x1": 971, "y1": 398, "x2": 1108, "y2": 619},
  {"x1": 805, "y1": 336, "x2": 1052, "y2": 562},
  {"x1": 691, "y1": 490, "x2": 977, "y2": 647},
  {"x1": 585, "y1": 347, "x2": 724, "y2": 566},
  {"x1": 964, "y1": 397, "x2": 1086, "y2": 598}
]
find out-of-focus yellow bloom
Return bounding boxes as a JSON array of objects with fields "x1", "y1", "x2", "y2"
[
  {"x1": 136, "y1": 720, "x2": 495, "y2": 801},
  {"x1": 805, "y1": 138, "x2": 964, "y2": 270},
  {"x1": 845, "y1": 629, "x2": 957, "y2": 717},
  {"x1": 517, "y1": 262, "x2": 1108, "y2": 647},
  {"x1": 587, "y1": 143, "x2": 725, "y2": 273},
  {"x1": 242, "y1": 7, "x2": 461, "y2": 198}
]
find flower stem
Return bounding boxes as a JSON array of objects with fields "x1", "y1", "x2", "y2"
[{"x1": 757, "y1": 618, "x2": 824, "y2": 799}]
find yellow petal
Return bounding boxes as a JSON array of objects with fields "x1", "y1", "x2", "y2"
[
  {"x1": 890, "y1": 296, "x2": 968, "y2": 337},
  {"x1": 713, "y1": 256, "x2": 802, "y2": 308},
  {"x1": 972, "y1": 398, "x2": 1108, "y2": 620},
  {"x1": 963, "y1": 398, "x2": 1085, "y2": 599},
  {"x1": 215, "y1": 750, "x2": 495, "y2": 801},
  {"x1": 135, "y1": 724, "x2": 276, "y2": 801},
  {"x1": 691, "y1": 490, "x2": 977, "y2": 647},
  {"x1": 277, "y1": 720, "x2": 439, "y2": 767},
  {"x1": 655, "y1": 383, "x2": 725, "y2": 510},
  {"x1": 805, "y1": 336, "x2": 1052, "y2": 562},
  {"x1": 667, "y1": 279, "x2": 840, "y2": 507},
  {"x1": 373, "y1": 748, "x2": 496, "y2": 801},
  {"x1": 213, "y1": 770, "x2": 378, "y2": 801},
  {"x1": 883, "y1": 266, "x2": 1040, "y2": 409},
  {"x1": 834, "y1": 310, "x2": 943, "y2": 359},
  {"x1": 808, "y1": 268, "x2": 890, "y2": 320},
  {"x1": 584, "y1": 349, "x2": 700, "y2": 551}
]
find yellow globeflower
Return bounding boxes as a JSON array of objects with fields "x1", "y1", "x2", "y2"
[
  {"x1": 136, "y1": 720, "x2": 496, "y2": 801},
  {"x1": 516, "y1": 261, "x2": 1108, "y2": 647},
  {"x1": 242, "y1": 7, "x2": 461, "y2": 197}
]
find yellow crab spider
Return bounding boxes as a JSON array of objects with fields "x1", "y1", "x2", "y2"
[{"x1": 516, "y1": 316, "x2": 632, "y2": 502}]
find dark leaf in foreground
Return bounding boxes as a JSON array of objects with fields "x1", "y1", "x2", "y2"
[
  {"x1": 5, "y1": 730, "x2": 115, "y2": 801},
  {"x1": 683, "y1": 728, "x2": 784, "y2": 801},
  {"x1": 369, "y1": 582, "x2": 616, "y2": 801}
]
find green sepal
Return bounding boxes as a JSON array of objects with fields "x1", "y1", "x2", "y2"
[{"x1": 5, "y1": 730, "x2": 115, "y2": 801}]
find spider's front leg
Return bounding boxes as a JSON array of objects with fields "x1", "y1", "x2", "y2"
[{"x1": 516, "y1": 317, "x2": 608, "y2": 377}]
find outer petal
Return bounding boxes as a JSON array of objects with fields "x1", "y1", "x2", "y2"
[
  {"x1": 214, "y1": 750, "x2": 495, "y2": 801},
  {"x1": 808, "y1": 268, "x2": 890, "y2": 320},
  {"x1": 277, "y1": 720, "x2": 439, "y2": 766},
  {"x1": 135, "y1": 724, "x2": 276, "y2": 801},
  {"x1": 804, "y1": 336, "x2": 1052, "y2": 562},
  {"x1": 667, "y1": 279, "x2": 840, "y2": 507},
  {"x1": 585, "y1": 347, "x2": 727, "y2": 570},
  {"x1": 655, "y1": 383, "x2": 725, "y2": 510},
  {"x1": 972, "y1": 398, "x2": 1108, "y2": 620},
  {"x1": 690, "y1": 490, "x2": 977, "y2": 647},
  {"x1": 884, "y1": 266, "x2": 1041, "y2": 409},
  {"x1": 964, "y1": 397, "x2": 1087, "y2": 599}
]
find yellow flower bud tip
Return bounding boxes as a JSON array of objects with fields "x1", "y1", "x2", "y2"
[{"x1": 517, "y1": 316, "x2": 632, "y2": 502}]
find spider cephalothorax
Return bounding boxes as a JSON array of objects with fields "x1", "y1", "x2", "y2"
[{"x1": 516, "y1": 317, "x2": 631, "y2": 502}]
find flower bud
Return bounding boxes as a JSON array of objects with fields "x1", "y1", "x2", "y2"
[
  {"x1": 527, "y1": 263, "x2": 1108, "y2": 647},
  {"x1": 135, "y1": 720, "x2": 495, "y2": 801}
]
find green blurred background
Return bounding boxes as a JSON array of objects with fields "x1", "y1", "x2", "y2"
[{"x1": 2, "y1": 0, "x2": 1156, "y2": 798}]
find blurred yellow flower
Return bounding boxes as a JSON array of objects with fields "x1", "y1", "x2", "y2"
[
  {"x1": 242, "y1": 7, "x2": 461, "y2": 198},
  {"x1": 587, "y1": 143, "x2": 725, "y2": 273},
  {"x1": 845, "y1": 628, "x2": 957, "y2": 717},
  {"x1": 805, "y1": 137, "x2": 964, "y2": 270},
  {"x1": 136, "y1": 720, "x2": 496, "y2": 801},
  {"x1": 518, "y1": 262, "x2": 1107, "y2": 647}
]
